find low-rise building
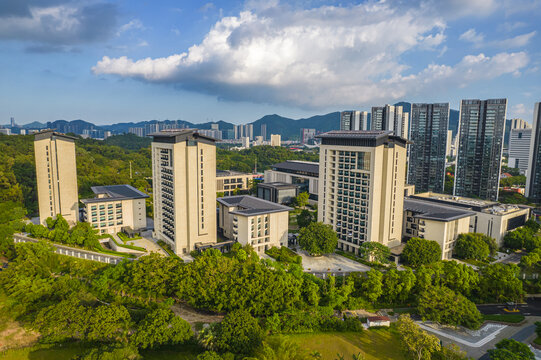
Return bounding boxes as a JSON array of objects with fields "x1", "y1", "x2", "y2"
[
  {"x1": 216, "y1": 170, "x2": 252, "y2": 196},
  {"x1": 257, "y1": 182, "x2": 298, "y2": 204},
  {"x1": 410, "y1": 192, "x2": 531, "y2": 246},
  {"x1": 270, "y1": 134, "x2": 281, "y2": 146},
  {"x1": 403, "y1": 198, "x2": 474, "y2": 259},
  {"x1": 217, "y1": 195, "x2": 292, "y2": 254},
  {"x1": 81, "y1": 185, "x2": 148, "y2": 235},
  {"x1": 264, "y1": 160, "x2": 319, "y2": 203},
  {"x1": 367, "y1": 316, "x2": 390, "y2": 328}
]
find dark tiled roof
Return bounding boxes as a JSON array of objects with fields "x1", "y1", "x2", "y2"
[
  {"x1": 271, "y1": 160, "x2": 319, "y2": 175},
  {"x1": 404, "y1": 198, "x2": 475, "y2": 221},
  {"x1": 317, "y1": 130, "x2": 392, "y2": 139},
  {"x1": 217, "y1": 195, "x2": 292, "y2": 216},
  {"x1": 81, "y1": 185, "x2": 149, "y2": 204},
  {"x1": 34, "y1": 129, "x2": 78, "y2": 141},
  {"x1": 216, "y1": 170, "x2": 251, "y2": 177},
  {"x1": 150, "y1": 129, "x2": 217, "y2": 143}
]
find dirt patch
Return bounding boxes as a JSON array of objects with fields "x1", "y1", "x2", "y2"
[
  {"x1": 171, "y1": 302, "x2": 223, "y2": 330},
  {"x1": 0, "y1": 320, "x2": 39, "y2": 352}
]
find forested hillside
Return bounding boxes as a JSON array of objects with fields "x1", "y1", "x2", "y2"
[{"x1": 0, "y1": 134, "x2": 318, "y2": 216}]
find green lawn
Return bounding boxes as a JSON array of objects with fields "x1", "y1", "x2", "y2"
[
  {"x1": 483, "y1": 314, "x2": 525, "y2": 323},
  {"x1": 1, "y1": 343, "x2": 202, "y2": 360},
  {"x1": 286, "y1": 329, "x2": 406, "y2": 360}
]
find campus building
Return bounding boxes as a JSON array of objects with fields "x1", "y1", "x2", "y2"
[
  {"x1": 257, "y1": 182, "x2": 298, "y2": 204},
  {"x1": 270, "y1": 134, "x2": 281, "y2": 146},
  {"x1": 454, "y1": 99, "x2": 507, "y2": 201},
  {"x1": 81, "y1": 185, "x2": 148, "y2": 235},
  {"x1": 410, "y1": 192, "x2": 531, "y2": 246},
  {"x1": 264, "y1": 160, "x2": 319, "y2": 202},
  {"x1": 508, "y1": 128, "x2": 532, "y2": 175},
  {"x1": 340, "y1": 111, "x2": 369, "y2": 131},
  {"x1": 151, "y1": 130, "x2": 217, "y2": 255},
  {"x1": 217, "y1": 195, "x2": 291, "y2": 254},
  {"x1": 317, "y1": 130, "x2": 408, "y2": 253},
  {"x1": 403, "y1": 198, "x2": 474, "y2": 260},
  {"x1": 216, "y1": 170, "x2": 252, "y2": 196},
  {"x1": 34, "y1": 130, "x2": 79, "y2": 225}
]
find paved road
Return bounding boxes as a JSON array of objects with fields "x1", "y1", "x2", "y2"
[{"x1": 477, "y1": 299, "x2": 541, "y2": 316}]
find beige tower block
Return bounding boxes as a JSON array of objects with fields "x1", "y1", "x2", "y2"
[
  {"x1": 34, "y1": 130, "x2": 79, "y2": 226},
  {"x1": 151, "y1": 130, "x2": 217, "y2": 255}
]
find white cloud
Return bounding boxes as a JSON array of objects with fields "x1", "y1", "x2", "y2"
[
  {"x1": 92, "y1": 2, "x2": 529, "y2": 108},
  {"x1": 117, "y1": 19, "x2": 144, "y2": 36},
  {"x1": 200, "y1": 3, "x2": 215, "y2": 12},
  {"x1": 492, "y1": 31, "x2": 536, "y2": 49},
  {"x1": 510, "y1": 103, "x2": 533, "y2": 120},
  {"x1": 459, "y1": 28, "x2": 484, "y2": 43}
]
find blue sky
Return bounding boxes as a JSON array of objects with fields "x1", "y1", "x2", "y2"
[{"x1": 1, "y1": 0, "x2": 540, "y2": 126}]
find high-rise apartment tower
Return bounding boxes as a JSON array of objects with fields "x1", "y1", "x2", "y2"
[
  {"x1": 526, "y1": 102, "x2": 541, "y2": 203},
  {"x1": 454, "y1": 99, "x2": 507, "y2": 201},
  {"x1": 407, "y1": 103, "x2": 449, "y2": 193}
]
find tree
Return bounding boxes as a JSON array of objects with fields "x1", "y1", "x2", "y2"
[
  {"x1": 417, "y1": 286, "x2": 482, "y2": 329},
  {"x1": 296, "y1": 209, "x2": 314, "y2": 228},
  {"x1": 396, "y1": 314, "x2": 440, "y2": 360},
  {"x1": 453, "y1": 233, "x2": 490, "y2": 261},
  {"x1": 294, "y1": 192, "x2": 310, "y2": 208},
  {"x1": 214, "y1": 309, "x2": 264, "y2": 355},
  {"x1": 488, "y1": 339, "x2": 534, "y2": 360},
  {"x1": 358, "y1": 242, "x2": 390, "y2": 264},
  {"x1": 504, "y1": 227, "x2": 535, "y2": 250},
  {"x1": 132, "y1": 308, "x2": 193, "y2": 349},
  {"x1": 246, "y1": 336, "x2": 312, "y2": 360},
  {"x1": 361, "y1": 269, "x2": 383, "y2": 303},
  {"x1": 381, "y1": 268, "x2": 416, "y2": 304},
  {"x1": 402, "y1": 238, "x2": 441, "y2": 267},
  {"x1": 478, "y1": 263, "x2": 524, "y2": 303},
  {"x1": 298, "y1": 222, "x2": 338, "y2": 256}
]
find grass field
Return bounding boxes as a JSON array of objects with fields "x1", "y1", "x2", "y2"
[
  {"x1": 0, "y1": 292, "x2": 39, "y2": 353},
  {"x1": 287, "y1": 329, "x2": 406, "y2": 360}
]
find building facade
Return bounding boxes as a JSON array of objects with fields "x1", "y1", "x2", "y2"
[
  {"x1": 34, "y1": 130, "x2": 79, "y2": 225},
  {"x1": 403, "y1": 198, "x2": 474, "y2": 259},
  {"x1": 216, "y1": 170, "x2": 252, "y2": 196},
  {"x1": 261, "y1": 124, "x2": 267, "y2": 141},
  {"x1": 411, "y1": 192, "x2": 530, "y2": 246},
  {"x1": 217, "y1": 195, "x2": 291, "y2": 254},
  {"x1": 371, "y1": 105, "x2": 409, "y2": 139},
  {"x1": 264, "y1": 160, "x2": 319, "y2": 202},
  {"x1": 151, "y1": 130, "x2": 217, "y2": 255},
  {"x1": 257, "y1": 182, "x2": 298, "y2": 204},
  {"x1": 527, "y1": 102, "x2": 541, "y2": 202},
  {"x1": 511, "y1": 118, "x2": 531, "y2": 130},
  {"x1": 317, "y1": 131, "x2": 407, "y2": 253},
  {"x1": 340, "y1": 111, "x2": 368, "y2": 131},
  {"x1": 454, "y1": 99, "x2": 507, "y2": 201},
  {"x1": 407, "y1": 103, "x2": 449, "y2": 193},
  {"x1": 81, "y1": 185, "x2": 148, "y2": 235},
  {"x1": 270, "y1": 134, "x2": 281, "y2": 146},
  {"x1": 301, "y1": 128, "x2": 317, "y2": 143},
  {"x1": 509, "y1": 128, "x2": 532, "y2": 174}
]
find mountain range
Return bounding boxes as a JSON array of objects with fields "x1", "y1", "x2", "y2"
[{"x1": 12, "y1": 103, "x2": 461, "y2": 140}]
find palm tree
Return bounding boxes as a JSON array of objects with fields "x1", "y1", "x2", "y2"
[
  {"x1": 352, "y1": 353, "x2": 365, "y2": 360},
  {"x1": 248, "y1": 336, "x2": 312, "y2": 360},
  {"x1": 310, "y1": 350, "x2": 322, "y2": 359}
]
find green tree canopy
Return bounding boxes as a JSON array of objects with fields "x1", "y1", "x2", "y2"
[
  {"x1": 214, "y1": 309, "x2": 264, "y2": 355},
  {"x1": 396, "y1": 314, "x2": 440, "y2": 360},
  {"x1": 418, "y1": 286, "x2": 483, "y2": 329},
  {"x1": 402, "y1": 238, "x2": 441, "y2": 267},
  {"x1": 297, "y1": 222, "x2": 338, "y2": 256},
  {"x1": 453, "y1": 233, "x2": 491, "y2": 260},
  {"x1": 488, "y1": 339, "x2": 534, "y2": 360},
  {"x1": 294, "y1": 192, "x2": 310, "y2": 208},
  {"x1": 132, "y1": 308, "x2": 193, "y2": 349},
  {"x1": 296, "y1": 209, "x2": 314, "y2": 228},
  {"x1": 358, "y1": 242, "x2": 390, "y2": 264}
]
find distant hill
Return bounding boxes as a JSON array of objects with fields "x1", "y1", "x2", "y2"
[
  {"x1": 22, "y1": 121, "x2": 47, "y2": 129},
  {"x1": 251, "y1": 112, "x2": 340, "y2": 140}
]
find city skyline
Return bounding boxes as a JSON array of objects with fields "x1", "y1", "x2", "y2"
[{"x1": 1, "y1": 0, "x2": 540, "y2": 125}]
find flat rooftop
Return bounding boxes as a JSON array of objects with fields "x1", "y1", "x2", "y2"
[
  {"x1": 258, "y1": 182, "x2": 298, "y2": 190},
  {"x1": 404, "y1": 198, "x2": 475, "y2": 221},
  {"x1": 271, "y1": 160, "x2": 319, "y2": 176},
  {"x1": 316, "y1": 130, "x2": 408, "y2": 147},
  {"x1": 411, "y1": 192, "x2": 529, "y2": 215},
  {"x1": 81, "y1": 184, "x2": 149, "y2": 204},
  {"x1": 217, "y1": 195, "x2": 292, "y2": 216},
  {"x1": 150, "y1": 129, "x2": 217, "y2": 143},
  {"x1": 216, "y1": 169, "x2": 251, "y2": 177},
  {"x1": 34, "y1": 129, "x2": 78, "y2": 142}
]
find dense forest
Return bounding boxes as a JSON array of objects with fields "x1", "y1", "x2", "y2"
[{"x1": 0, "y1": 134, "x2": 318, "y2": 217}]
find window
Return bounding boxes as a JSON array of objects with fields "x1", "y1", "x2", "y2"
[{"x1": 91, "y1": 205, "x2": 97, "y2": 211}]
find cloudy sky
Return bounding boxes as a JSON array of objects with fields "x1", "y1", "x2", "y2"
[{"x1": 1, "y1": 0, "x2": 540, "y2": 125}]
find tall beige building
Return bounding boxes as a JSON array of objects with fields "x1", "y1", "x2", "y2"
[
  {"x1": 151, "y1": 130, "x2": 217, "y2": 255},
  {"x1": 317, "y1": 131, "x2": 407, "y2": 254},
  {"x1": 270, "y1": 134, "x2": 281, "y2": 146},
  {"x1": 34, "y1": 130, "x2": 79, "y2": 225}
]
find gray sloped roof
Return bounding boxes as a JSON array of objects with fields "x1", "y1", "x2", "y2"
[
  {"x1": 217, "y1": 195, "x2": 292, "y2": 216},
  {"x1": 81, "y1": 184, "x2": 149, "y2": 204}
]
